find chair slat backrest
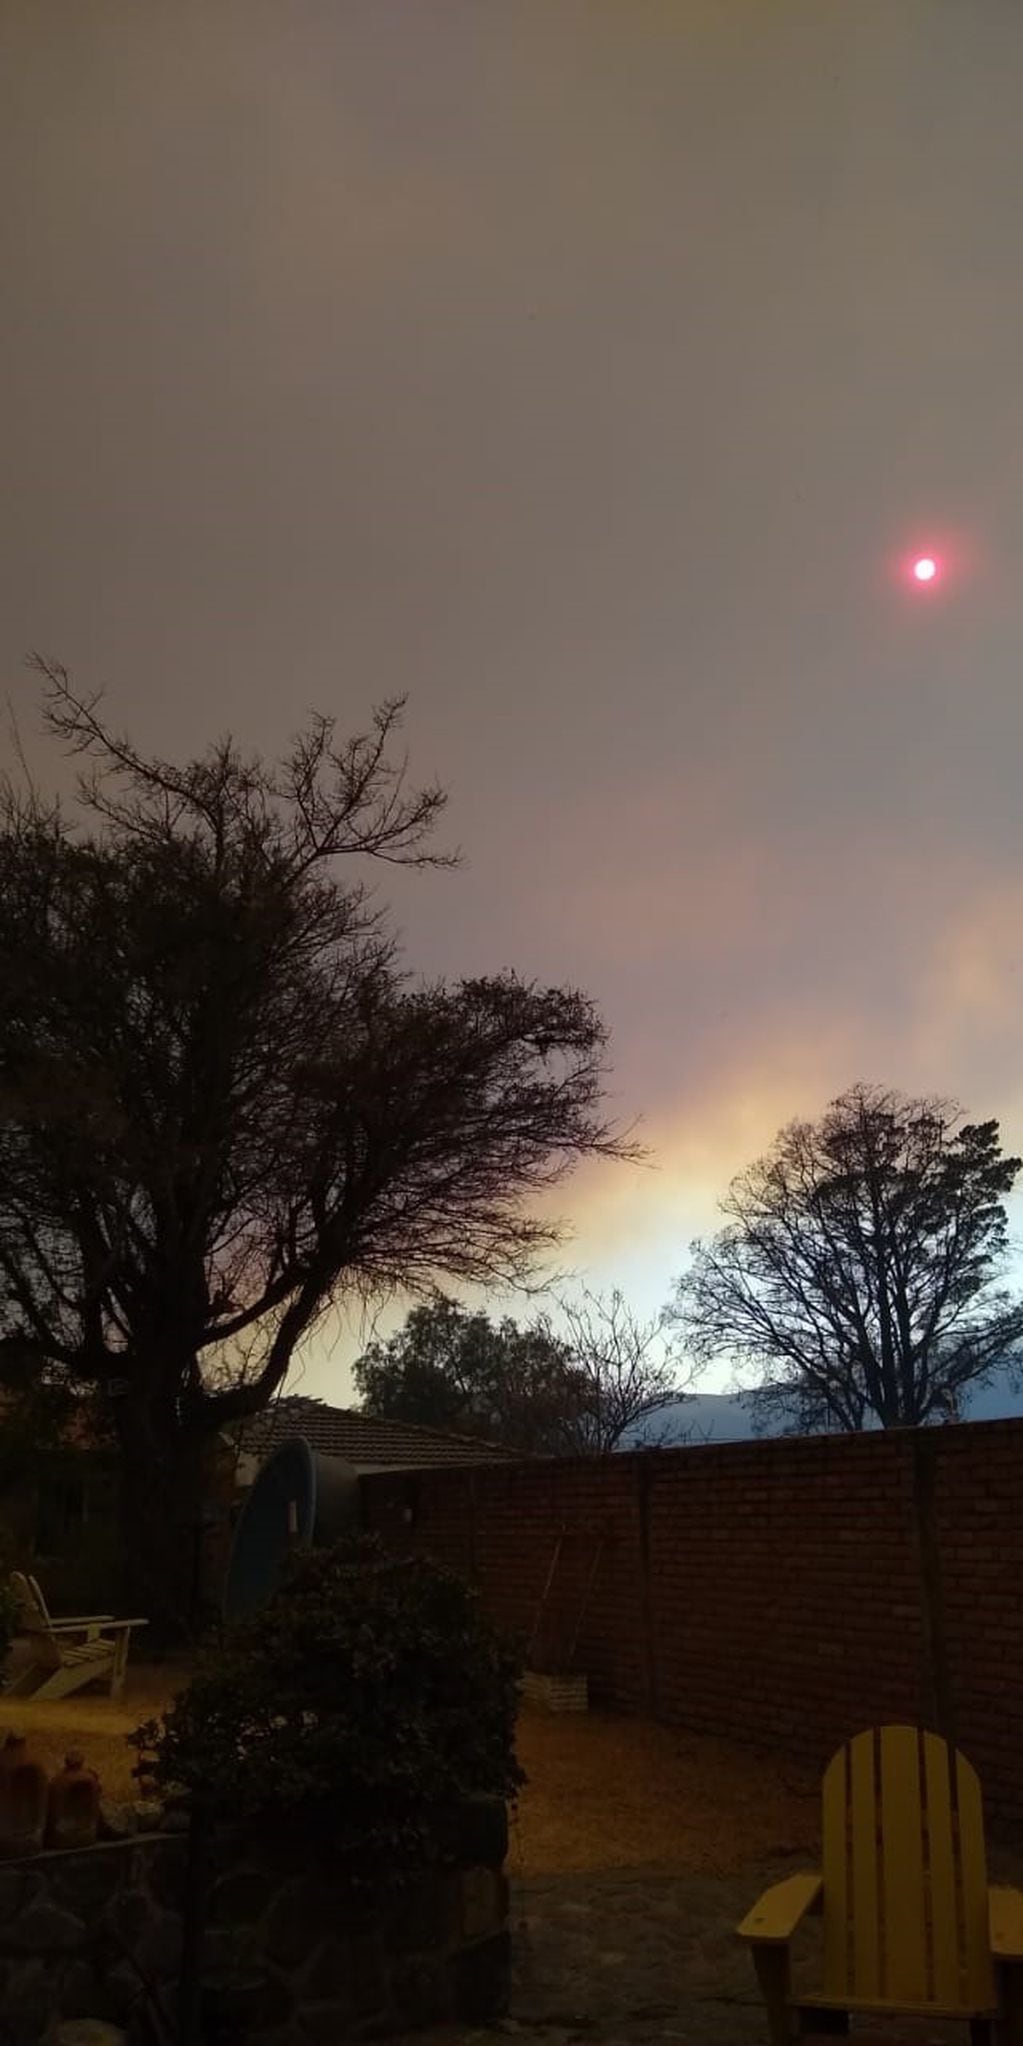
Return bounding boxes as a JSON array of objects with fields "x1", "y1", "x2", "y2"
[
  {"x1": 10, "y1": 1571, "x2": 49, "y2": 1636},
  {"x1": 880, "y1": 1725, "x2": 926, "y2": 2001},
  {"x1": 820, "y1": 1725, "x2": 994, "y2": 2014},
  {"x1": 956, "y1": 1739, "x2": 993, "y2": 2007},
  {"x1": 27, "y1": 1574, "x2": 52, "y2": 1625},
  {"x1": 8, "y1": 1571, "x2": 60, "y2": 1671},
  {"x1": 923, "y1": 1728, "x2": 961, "y2": 2007}
]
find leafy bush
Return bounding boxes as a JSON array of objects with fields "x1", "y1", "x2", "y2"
[{"x1": 130, "y1": 1532, "x2": 525, "y2": 1884}]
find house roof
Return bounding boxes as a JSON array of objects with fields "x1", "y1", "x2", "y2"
[{"x1": 230, "y1": 1396, "x2": 520, "y2": 1472}]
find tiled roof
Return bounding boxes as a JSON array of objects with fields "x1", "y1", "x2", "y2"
[{"x1": 230, "y1": 1396, "x2": 520, "y2": 1470}]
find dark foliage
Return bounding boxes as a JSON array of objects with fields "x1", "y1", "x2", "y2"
[
  {"x1": 129, "y1": 1532, "x2": 525, "y2": 1889},
  {"x1": 0, "y1": 664, "x2": 642, "y2": 1631},
  {"x1": 353, "y1": 1292, "x2": 589, "y2": 1454},
  {"x1": 667, "y1": 1082, "x2": 1023, "y2": 1431},
  {"x1": 354, "y1": 1286, "x2": 688, "y2": 1455}
]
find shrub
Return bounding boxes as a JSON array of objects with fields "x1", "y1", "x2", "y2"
[{"x1": 130, "y1": 1531, "x2": 525, "y2": 1886}]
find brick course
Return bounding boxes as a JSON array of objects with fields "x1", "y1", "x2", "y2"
[{"x1": 360, "y1": 1417, "x2": 1023, "y2": 1831}]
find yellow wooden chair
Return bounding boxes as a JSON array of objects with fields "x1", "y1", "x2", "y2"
[{"x1": 738, "y1": 1725, "x2": 1023, "y2": 2046}]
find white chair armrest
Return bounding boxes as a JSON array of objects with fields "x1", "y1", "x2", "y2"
[{"x1": 48, "y1": 1615, "x2": 116, "y2": 1631}]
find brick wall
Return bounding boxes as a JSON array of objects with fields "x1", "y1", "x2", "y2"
[{"x1": 360, "y1": 1417, "x2": 1023, "y2": 1830}]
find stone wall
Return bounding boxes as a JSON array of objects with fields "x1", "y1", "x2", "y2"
[
  {"x1": 0, "y1": 1834, "x2": 185, "y2": 2044},
  {"x1": 0, "y1": 1798, "x2": 511, "y2": 2045}
]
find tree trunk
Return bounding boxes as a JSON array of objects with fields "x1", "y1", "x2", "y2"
[{"x1": 113, "y1": 1395, "x2": 208, "y2": 1648}]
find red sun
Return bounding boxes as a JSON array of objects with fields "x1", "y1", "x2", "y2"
[{"x1": 892, "y1": 528, "x2": 976, "y2": 598}]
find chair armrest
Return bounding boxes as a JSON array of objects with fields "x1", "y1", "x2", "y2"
[
  {"x1": 990, "y1": 1886, "x2": 1023, "y2": 1961},
  {"x1": 49, "y1": 1615, "x2": 116, "y2": 1630},
  {"x1": 738, "y1": 1873, "x2": 823, "y2": 1944},
  {"x1": 50, "y1": 1617, "x2": 148, "y2": 1636}
]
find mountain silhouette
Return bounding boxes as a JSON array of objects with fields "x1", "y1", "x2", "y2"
[{"x1": 620, "y1": 1364, "x2": 1023, "y2": 1449}]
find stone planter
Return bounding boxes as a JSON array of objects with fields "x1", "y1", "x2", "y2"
[
  {"x1": 0, "y1": 1796, "x2": 512, "y2": 2044},
  {"x1": 521, "y1": 1669, "x2": 589, "y2": 1712}
]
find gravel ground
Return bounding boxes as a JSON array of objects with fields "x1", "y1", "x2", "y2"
[
  {"x1": 8, "y1": 1670, "x2": 1023, "y2": 2046},
  {"x1": 0, "y1": 1676, "x2": 823, "y2": 1880},
  {"x1": 0, "y1": 1654, "x2": 189, "y2": 1797},
  {"x1": 508, "y1": 1707, "x2": 820, "y2": 1878}
]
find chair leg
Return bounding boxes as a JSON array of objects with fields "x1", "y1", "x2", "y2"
[
  {"x1": 752, "y1": 1943, "x2": 794, "y2": 2046},
  {"x1": 110, "y1": 1637, "x2": 127, "y2": 1699}
]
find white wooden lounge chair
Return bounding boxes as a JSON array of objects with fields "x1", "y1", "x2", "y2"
[
  {"x1": 6, "y1": 1571, "x2": 148, "y2": 1700},
  {"x1": 25, "y1": 1573, "x2": 114, "y2": 1638}
]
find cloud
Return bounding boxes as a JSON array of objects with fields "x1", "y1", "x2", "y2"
[{"x1": 6, "y1": 1, "x2": 1023, "y2": 1404}]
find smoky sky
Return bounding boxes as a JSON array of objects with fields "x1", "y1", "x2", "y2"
[{"x1": 4, "y1": 0, "x2": 1023, "y2": 1395}]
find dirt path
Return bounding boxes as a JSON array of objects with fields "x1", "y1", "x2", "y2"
[
  {"x1": 0, "y1": 1684, "x2": 823, "y2": 1878},
  {"x1": 509, "y1": 1708, "x2": 820, "y2": 1878},
  {"x1": 0, "y1": 1657, "x2": 189, "y2": 1796}
]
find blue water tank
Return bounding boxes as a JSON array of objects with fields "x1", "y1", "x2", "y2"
[{"x1": 223, "y1": 1436, "x2": 362, "y2": 1623}]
